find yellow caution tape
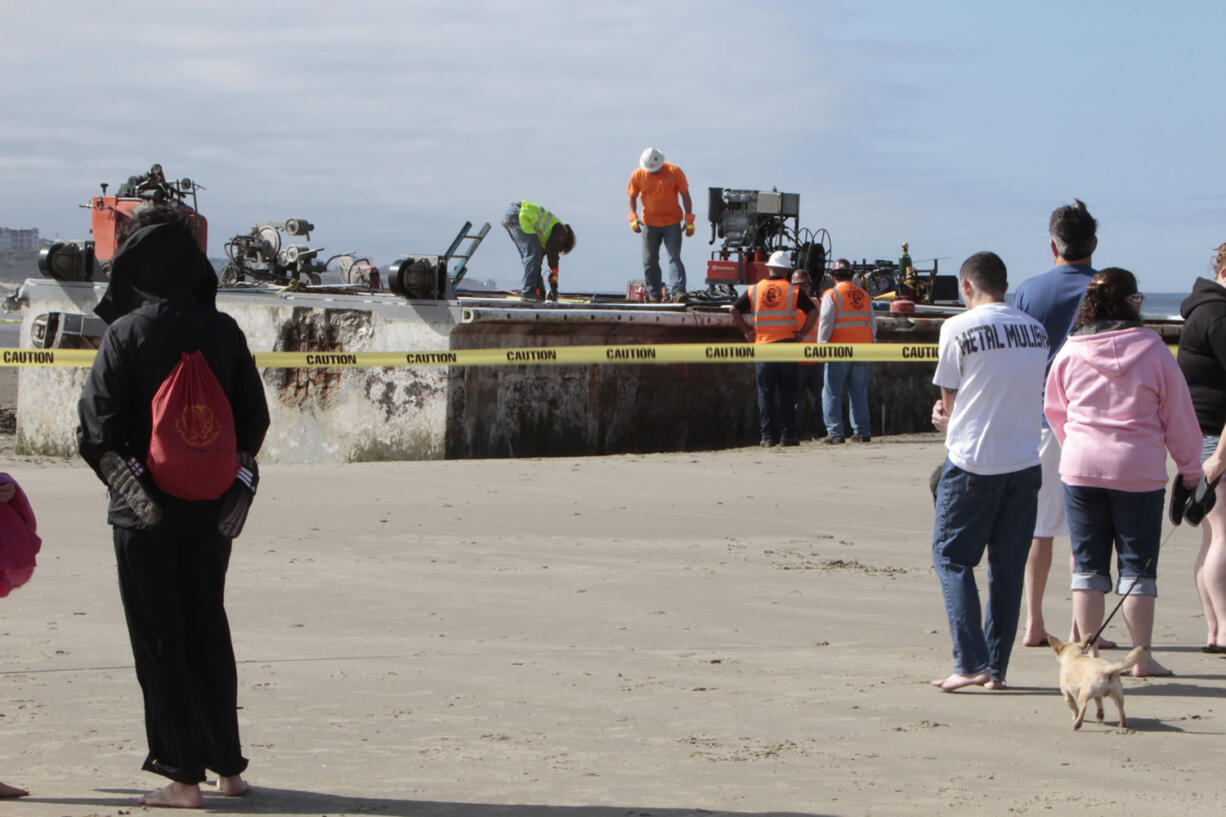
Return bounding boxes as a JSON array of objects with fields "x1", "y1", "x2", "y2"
[
  {"x1": 2, "y1": 343, "x2": 938, "y2": 367},
  {"x1": 0, "y1": 343, "x2": 1184, "y2": 368}
]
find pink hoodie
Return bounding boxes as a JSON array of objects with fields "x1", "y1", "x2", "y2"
[{"x1": 1045, "y1": 326, "x2": 1202, "y2": 492}]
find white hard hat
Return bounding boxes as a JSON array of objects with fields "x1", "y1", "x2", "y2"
[
  {"x1": 639, "y1": 147, "x2": 665, "y2": 172},
  {"x1": 764, "y1": 250, "x2": 794, "y2": 270}
]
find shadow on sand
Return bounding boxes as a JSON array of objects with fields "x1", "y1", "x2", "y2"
[{"x1": 27, "y1": 788, "x2": 835, "y2": 817}]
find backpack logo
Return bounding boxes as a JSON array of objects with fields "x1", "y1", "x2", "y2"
[{"x1": 175, "y1": 403, "x2": 223, "y2": 448}]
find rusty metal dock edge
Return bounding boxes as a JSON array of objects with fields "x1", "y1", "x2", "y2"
[{"x1": 15, "y1": 279, "x2": 954, "y2": 464}]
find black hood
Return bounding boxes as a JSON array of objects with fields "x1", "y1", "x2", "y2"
[
  {"x1": 1179, "y1": 277, "x2": 1226, "y2": 322},
  {"x1": 94, "y1": 222, "x2": 218, "y2": 324}
]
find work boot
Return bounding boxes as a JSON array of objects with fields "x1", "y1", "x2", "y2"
[
  {"x1": 821, "y1": 435, "x2": 846, "y2": 445},
  {"x1": 851, "y1": 435, "x2": 871, "y2": 443},
  {"x1": 760, "y1": 439, "x2": 776, "y2": 448}
]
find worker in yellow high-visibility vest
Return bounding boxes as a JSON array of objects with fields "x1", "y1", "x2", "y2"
[{"x1": 501, "y1": 201, "x2": 575, "y2": 302}]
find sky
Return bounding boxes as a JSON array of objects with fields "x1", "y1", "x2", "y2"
[{"x1": 2, "y1": 0, "x2": 1224, "y2": 294}]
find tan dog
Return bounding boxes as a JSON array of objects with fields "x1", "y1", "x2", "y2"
[{"x1": 1047, "y1": 635, "x2": 1146, "y2": 730}]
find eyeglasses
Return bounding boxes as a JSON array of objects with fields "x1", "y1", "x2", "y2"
[{"x1": 1127, "y1": 293, "x2": 1144, "y2": 305}]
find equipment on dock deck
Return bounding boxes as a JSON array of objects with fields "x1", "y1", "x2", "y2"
[
  {"x1": 220, "y1": 218, "x2": 329, "y2": 286},
  {"x1": 705, "y1": 187, "x2": 829, "y2": 294},
  {"x1": 444, "y1": 221, "x2": 491, "y2": 288},
  {"x1": 38, "y1": 163, "x2": 206, "y2": 282},
  {"x1": 386, "y1": 220, "x2": 490, "y2": 300}
]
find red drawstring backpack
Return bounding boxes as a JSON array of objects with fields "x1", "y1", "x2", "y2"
[{"x1": 147, "y1": 348, "x2": 239, "y2": 500}]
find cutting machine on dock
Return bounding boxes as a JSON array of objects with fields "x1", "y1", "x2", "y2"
[
  {"x1": 38, "y1": 163, "x2": 206, "y2": 282},
  {"x1": 705, "y1": 186, "x2": 830, "y2": 294}
]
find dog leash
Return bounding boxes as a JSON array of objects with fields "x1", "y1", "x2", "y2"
[{"x1": 1082, "y1": 556, "x2": 1156, "y2": 653}]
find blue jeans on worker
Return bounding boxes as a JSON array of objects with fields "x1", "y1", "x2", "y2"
[
  {"x1": 756, "y1": 360, "x2": 798, "y2": 444},
  {"x1": 502, "y1": 202, "x2": 544, "y2": 297},
  {"x1": 794, "y1": 364, "x2": 824, "y2": 439},
  {"x1": 642, "y1": 223, "x2": 686, "y2": 300},
  {"x1": 1064, "y1": 484, "x2": 1163, "y2": 596},
  {"x1": 822, "y1": 361, "x2": 870, "y2": 437},
  {"x1": 932, "y1": 460, "x2": 1040, "y2": 682}
]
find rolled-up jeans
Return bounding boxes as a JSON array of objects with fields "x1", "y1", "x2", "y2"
[
  {"x1": 502, "y1": 202, "x2": 544, "y2": 297},
  {"x1": 1064, "y1": 484, "x2": 1163, "y2": 596},
  {"x1": 642, "y1": 223, "x2": 686, "y2": 299},
  {"x1": 932, "y1": 460, "x2": 1041, "y2": 682}
]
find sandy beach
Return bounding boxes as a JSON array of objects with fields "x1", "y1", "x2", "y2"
[{"x1": 2, "y1": 433, "x2": 1223, "y2": 816}]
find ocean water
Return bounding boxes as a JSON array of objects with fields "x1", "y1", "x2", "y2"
[{"x1": 1139, "y1": 292, "x2": 1187, "y2": 320}]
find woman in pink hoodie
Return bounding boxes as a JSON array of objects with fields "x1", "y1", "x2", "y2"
[{"x1": 1045, "y1": 267, "x2": 1202, "y2": 676}]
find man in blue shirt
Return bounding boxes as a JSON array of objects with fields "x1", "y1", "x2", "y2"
[{"x1": 1012, "y1": 199, "x2": 1098, "y2": 648}]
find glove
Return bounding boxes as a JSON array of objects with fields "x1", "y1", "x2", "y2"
[
  {"x1": 99, "y1": 451, "x2": 163, "y2": 527},
  {"x1": 217, "y1": 452, "x2": 259, "y2": 538},
  {"x1": 547, "y1": 268, "x2": 559, "y2": 292},
  {"x1": 684, "y1": 213, "x2": 695, "y2": 237},
  {"x1": 628, "y1": 213, "x2": 641, "y2": 233}
]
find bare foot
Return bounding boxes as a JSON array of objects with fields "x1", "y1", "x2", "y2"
[
  {"x1": 930, "y1": 670, "x2": 991, "y2": 692},
  {"x1": 1023, "y1": 628, "x2": 1049, "y2": 647},
  {"x1": 216, "y1": 775, "x2": 250, "y2": 797},
  {"x1": 0, "y1": 782, "x2": 29, "y2": 798},
  {"x1": 1070, "y1": 624, "x2": 1117, "y2": 650},
  {"x1": 1131, "y1": 657, "x2": 1174, "y2": 677},
  {"x1": 138, "y1": 782, "x2": 204, "y2": 808}
]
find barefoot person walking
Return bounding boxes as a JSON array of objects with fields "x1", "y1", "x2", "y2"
[{"x1": 929, "y1": 252, "x2": 1049, "y2": 691}]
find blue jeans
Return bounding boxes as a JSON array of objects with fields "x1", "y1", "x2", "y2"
[
  {"x1": 502, "y1": 202, "x2": 544, "y2": 297},
  {"x1": 756, "y1": 360, "x2": 798, "y2": 443},
  {"x1": 642, "y1": 223, "x2": 686, "y2": 299},
  {"x1": 1064, "y1": 484, "x2": 1163, "y2": 596},
  {"x1": 822, "y1": 361, "x2": 870, "y2": 437},
  {"x1": 932, "y1": 460, "x2": 1041, "y2": 682},
  {"x1": 794, "y1": 364, "x2": 824, "y2": 438}
]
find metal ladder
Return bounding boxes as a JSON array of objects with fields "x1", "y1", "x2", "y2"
[{"x1": 444, "y1": 221, "x2": 490, "y2": 287}]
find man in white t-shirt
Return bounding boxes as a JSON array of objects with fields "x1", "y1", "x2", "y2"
[{"x1": 929, "y1": 251, "x2": 1049, "y2": 692}]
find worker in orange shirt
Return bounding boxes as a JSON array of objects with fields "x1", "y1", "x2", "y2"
[
  {"x1": 730, "y1": 251, "x2": 818, "y2": 447},
  {"x1": 627, "y1": 148, "x2": 694, "y2": 302},
  {"x1": 819, "y1": 259, "x2": 876, "y2": 444}
]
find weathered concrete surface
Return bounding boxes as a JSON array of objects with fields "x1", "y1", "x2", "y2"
[{"x1": 15, "y1": 281, "x2": 458, "y2": 463}]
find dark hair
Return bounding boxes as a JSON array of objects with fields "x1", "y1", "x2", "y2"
[
  {"x1": 958, "y1": 251, "x2": 1007, "y2": 296},
  {"x1": 115, "y1": 203, "x2": 202, "y2": 248},
  {"x1": 559, "y1": 224, "x2": 576, "y2": 254},
  {"x1": 1073, "y1": 267, "x2": 1140, "y2": 328},
  {"x1": 1049, "y1": 199, "x2": 1097, "y2": 261}
]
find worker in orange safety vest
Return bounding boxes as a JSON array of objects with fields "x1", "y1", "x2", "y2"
[
  {"x1": 818, "y1": 258, "x2": 876, "y2": 444},
  {"x1": 730, "y1": 250, "x2": 818, "y2": 447}
]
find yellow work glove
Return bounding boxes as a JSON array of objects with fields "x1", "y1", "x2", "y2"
[
  {"x1": 628, "y1": 213, "x2": 641, "y2": 233},
  {"x1": 684, "y1": 213, "x2": 695, "y2": 237}
]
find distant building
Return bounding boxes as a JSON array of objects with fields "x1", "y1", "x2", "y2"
[{"x1": 0, "y1": 227, "x2": 40, "y2": 250}]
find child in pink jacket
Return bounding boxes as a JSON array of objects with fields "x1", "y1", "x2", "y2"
[
  {"x1": 0, "y1": 472, "x2": 37, "y2": 798},
  {"x1": 1044, "y1": 267, "x2": 1202, "y2": 676}
]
